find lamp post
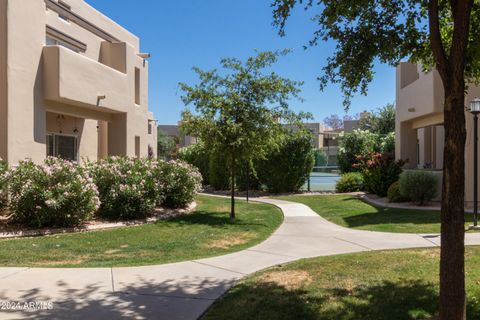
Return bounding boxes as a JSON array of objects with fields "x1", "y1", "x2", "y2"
[{"x1": 469, "y1": 98, "x2": 480, "y2": 229}]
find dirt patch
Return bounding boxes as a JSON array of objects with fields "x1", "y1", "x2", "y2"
[
  {"x1": 204, "y1": 232, "x2": 255, "y2": 249},
  {"x1": 104, "y1": 249, "x2": 121, "y2": 255},
  {"x1": 259, "y1": 270, "x2": 312, "y2": 290},
  {"x1": 417, "y1": 249, "x2": 440, "y2": 259},
  {"x1": 34, "y1": 256, "x2": 89, "y2": 266}
]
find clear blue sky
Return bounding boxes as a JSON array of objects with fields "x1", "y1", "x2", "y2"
[{"x1": 86, "y1": 0, "x2": 395, "y2": 125}]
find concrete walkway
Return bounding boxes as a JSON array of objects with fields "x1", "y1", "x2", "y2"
[{"x1": 1, "y1": 197, "x2": 480, "y2": 320}]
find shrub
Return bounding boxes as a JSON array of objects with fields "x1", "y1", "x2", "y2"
[
  {"x1": 354, "y1": 152, "x2": 405, "y2": 197},
  {"x1": 338, "y1": 129, "x2": 397, "y2": 173},
  {"x1": 236, "y1": 162, "x2": 261, "y2": 191},
  {"x1": 335, "y1": 172, "x2": 364, "y2": 193},
  {"x1": 155, "y1": 160, "x2": 202, "y2": 208},
  {"x1": 7, "y1": 158, "x2": 99, "y2": 228},
  {"x1": 86, "y1": 157, "x2": 158, "y2": 220},
  {"x1": 257, "y1": 134, "x2": 315, "y2": 193},
  {"x1": 399, "y1": 171, "x2": 439, "y2": 205},
  {"x1": 338, "y1": 129, "x2": 380, "y2": 173},
  {"x1": 314, "y1": 149, "x2": 328, "y2": 167},
  {"x1": 0, "y1": 159, "x2": 8, "y2": 211},
  {"x1": 178, "y1": 143, "x2": 210, "y2": 184},
  {"x1": 387, "y1": 181, "x2": 409, "y2": 203},
  {"x1": 208, "y1": 152, "x2": 230, "y2": 190}
]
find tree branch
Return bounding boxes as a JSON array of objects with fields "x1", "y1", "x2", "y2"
[
  {"x1": 449, "y1": 0, "x2": 474, "y2": 80},
  {"x1": 428, "y1": 0, "x2": 449, "y2": 81}
]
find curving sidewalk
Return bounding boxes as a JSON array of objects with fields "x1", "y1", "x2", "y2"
[{"x1": 1, "y1": 197, "x2": 480, "y2": 320}]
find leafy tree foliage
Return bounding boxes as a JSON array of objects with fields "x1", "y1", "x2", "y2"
[
  {"x1": 180, "y1": 50, "x2": 309, "y2": 220},
  {"x1": 257, "y1": 130, "x2": 315, "y2": 193},
  {"x1": 359, "y1": 103, "x2": 396, "y2": 135},
  {"x1": 272, "y1": 0, "x2": 480, "y2": 318}
]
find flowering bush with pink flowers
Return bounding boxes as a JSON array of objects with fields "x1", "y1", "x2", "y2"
[
  {"x1": 0, "y1": 159, "x2": 7, "y2": 212},
  {"x1": 353, "y1": 152, "x2": 405, "y2": 197},
  {"x1": 7, "y1": 158, "x2": 99, "y2": 228},
  {"x1": 86, "y1": 157, "x2": 158, "y2": 220},
  {"x1": 154, "y1": 160, "x2": 202, "y2": 209},
  {"x1": 88, "y1": 157, "x2": 202, "y2": 219}
]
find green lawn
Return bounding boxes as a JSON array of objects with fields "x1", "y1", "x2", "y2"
[
  {"x1": 0, "y1": 195, "x2": 282, "y2": 267},
  {"x1": 275, "y1": 195, "x2": 476, "y2": 233},
  {"x1": 203, "y1": 247, "x2": 480, "y2": 320}
]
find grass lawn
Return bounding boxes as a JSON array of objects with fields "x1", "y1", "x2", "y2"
[
  {"x1": 275, "y1": 195, "x2": 476, "y2": 233},
  {"x1": 0, "y1": 195, "x2": 282, "y2": 267},
  {"x1": 203, "y1": 247, "x2": 480, "y2": 320}
]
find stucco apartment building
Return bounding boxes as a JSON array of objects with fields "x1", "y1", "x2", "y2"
[
  {"x1": 396, "y1": 62, "x2": 480, "y2": 203},
  {"x1": 0, "y1": 0, "x2": 157, "y2": 165}
]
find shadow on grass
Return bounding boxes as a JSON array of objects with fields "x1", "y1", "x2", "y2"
[
  {"x1": 204, "y1": 278, "x2": 480, "y2": 320},
  {"x1": 164, "y1": 210, "x2": 267, "y2": 228},
  {"x1": 335, "y1": 197, "x2": 441, "y2": 228},
  {"x1": 0, "y1": 274, "x2": 236, "y2": 320},
  {"x1": 342, "y1": 208, "x2": 441, "y2": 228}
]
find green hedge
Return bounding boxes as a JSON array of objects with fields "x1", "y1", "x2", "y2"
[
  {"x1": 335, "y1": 172, "x2": 364, "y2": 193},
  {"x1": 257, "y1": 134, "x2": 315, "y2": 193}
]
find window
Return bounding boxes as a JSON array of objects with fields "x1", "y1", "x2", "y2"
[
  {"x1": 135, "y1": 68, "x2": 140, "y2": 105},
  {"x1": 46, "y1": 134, "x2": 78, "y2": 161},
  {"x1": 46, "y1": 35, "x2": 80, "y2": 53},
  {"x1": 57, "y1": 1, "x2": 71, "y2": 22},
  {"x1": 148, "y1": 122, "x2": 152, "y2": 135},
  {"x1": 135, "y1": 136, "x2": 140, "y2": 158}
]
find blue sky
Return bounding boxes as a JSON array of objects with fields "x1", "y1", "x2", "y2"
[{"x1": 86, "y1": 0, "x2": 395, "y2": 124}]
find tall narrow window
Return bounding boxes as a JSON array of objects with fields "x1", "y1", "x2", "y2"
[
  {"x1": 135, "y1": 136, "x2": 140, "y2": 158},
  {"x1": 135, "y1": 68, "x2": 140, "y2": 105},
  {"x1": 148, "y1": 122, "x2": 152, "y2": 135}
]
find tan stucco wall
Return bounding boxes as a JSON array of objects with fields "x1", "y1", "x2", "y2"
[
  {"x1": 396, "y1": 62, "x2": 480, "y2": 204},
  {"x1": 3, "y1": 0, "x2": 156, "y2": 165},
  {"x1": 0, "y1": 0, "x2": 7, "y2": 162},
  {"x1": 45, "y1": 112, "x2": 98, "y2": 161},
  {"x1": 6, "y1": 0, "x2": 47, "y2": 164}
]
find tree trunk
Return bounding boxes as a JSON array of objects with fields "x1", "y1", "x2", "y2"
[
  {"x1": 439, "y1": 88, "x2": 467, "y2": 320},
  {"x1": 230, "y1": 151, "x2": 236, "y2": 222}
]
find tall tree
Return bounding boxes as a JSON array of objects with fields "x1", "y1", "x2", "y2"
[
  {"x1": 323, "y1": 114, "x2": 343, "y2": 130},
  {"x1": 272, "y1": 1, "x2": 478, "y2": 319},
  {"x1": 323, "y1": 113, "x2": 359, "y2": 130},
  {"x1": 180, "y1": 50, "x2": 309, "y2": 221},
  {"x1": 359, "y1": 103, "x2": 396, "y2": 135}
]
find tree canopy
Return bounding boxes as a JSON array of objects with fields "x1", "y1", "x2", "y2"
[
  {"x1": 359, "y1": 103, "x2": 396, "y2": 135},
  {"x1": 180, "y1": 50, "x2": 310, "y2": 220},
  {"x1": 272, "y1": 0, "x2": 480, "y2": 107}
]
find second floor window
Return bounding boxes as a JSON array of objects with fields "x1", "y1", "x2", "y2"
[{"x1": 46, "y1": 36, "x2": 80, "y2": 53}]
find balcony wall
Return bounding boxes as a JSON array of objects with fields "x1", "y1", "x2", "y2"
[
  {"x1": 396, "y1": 62, "x2": 444, "y2": 126},
  {"x1": 43, "y1": 45, "x2": 132, "y2": 114}
]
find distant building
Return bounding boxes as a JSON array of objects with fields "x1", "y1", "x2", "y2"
[
  {"x1": 344, "y1": 112, "x2": 369, "y2": 133},
  {"x1": 284, "y1": 122, "x2": 339, "y2": 166},
  {"x1": 157, "y1": 124, "x2": 198, "y2": 148}
]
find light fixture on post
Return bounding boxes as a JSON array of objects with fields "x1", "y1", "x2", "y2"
[{"x1": 469, "y1": 97, "x2": 480, "y2": 230}]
